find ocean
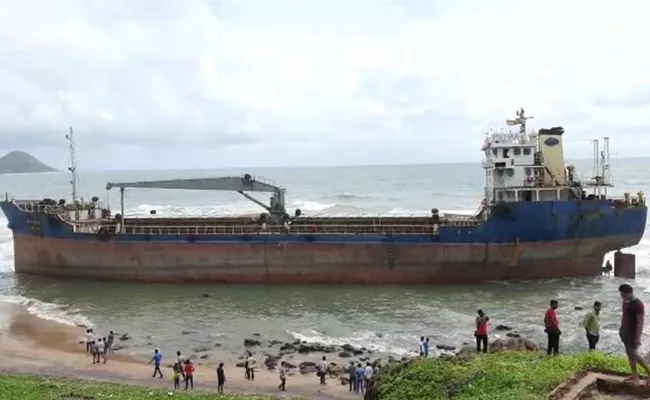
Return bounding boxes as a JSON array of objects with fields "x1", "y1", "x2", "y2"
[{"x1": 1, "y1": 159, "x2": 649, "y2": 360}]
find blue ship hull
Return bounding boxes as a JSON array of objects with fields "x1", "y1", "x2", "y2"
[{"x1": 1, "y1": 199, "x2": 646, "y2": 283}]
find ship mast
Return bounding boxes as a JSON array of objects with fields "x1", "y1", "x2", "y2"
[{"x1": 65, "y1": 127, "x2": 78, "y2": 204}]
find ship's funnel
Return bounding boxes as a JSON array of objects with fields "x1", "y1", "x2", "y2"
[{"x1": 538, "y1": 126, "x2": 566, "y2": 186}]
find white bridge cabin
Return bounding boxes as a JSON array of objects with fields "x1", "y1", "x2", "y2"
[{"x1": 481, "y1": 108, "x2": 610, "y2": 204}]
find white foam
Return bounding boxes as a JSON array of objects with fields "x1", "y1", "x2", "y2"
[
  {"x1": 0, "y1": 215, "x2": 13, "y2": 272},
  {"x1": 288, "y1": 329, "x2": 415, "y2": 356},
  {"x1": 0, "y1": 294, "x2": 94, "y2": 328}
]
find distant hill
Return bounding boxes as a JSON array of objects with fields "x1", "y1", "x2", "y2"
[{"x1": 0, "y1": 151, "x2": 57, "y2": 174}]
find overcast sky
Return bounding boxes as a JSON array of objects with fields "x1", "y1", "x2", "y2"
[{"x1": 0, "y1": 0, "x2": 648, "y2": 170}]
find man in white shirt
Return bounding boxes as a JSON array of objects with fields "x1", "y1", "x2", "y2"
[
  {"x1": 318, "y1": 356, "x2": 327, "y2": 385},
  {"x1": 245, "y1": 351, "x2": 256, "y2": 381},
  {"x1": 85, "y1": 329, "x2": 93, "y2": 352},
  {"x1": 364, "y1": 362, "x2": 373, "y2": 388},
  {"x1": 176, "y1": 351, "x2": 186, "y2": 381}
]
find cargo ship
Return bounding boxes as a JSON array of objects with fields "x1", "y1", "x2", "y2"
[{"x1": 1, "y1": 110, "x2": 646, "y2": 284}]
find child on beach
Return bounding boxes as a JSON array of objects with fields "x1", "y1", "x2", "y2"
[
  {"x1": 216, "y1": 362, "x2": 225, "y2": 394},
  {"x1": 184, "y1": 359, "x2": 195, "y2": 390},
  {"x1": 172, "y1": 363, "x2": 180, "y2": 389}
]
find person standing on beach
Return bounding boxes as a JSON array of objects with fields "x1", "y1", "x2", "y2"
[
  {"x1": 96, "y1": 338, "x2": 106, "y2": 364},
  {"x1": 618, "y1": 284, "x2": 650, "y2": 383},
  {"x1": 544, "y1": 300, "x2": 561, "y2": 356},
  {"x1": 418, "y1": 336, "x2": 425, "y2": 356},
  {"x1": 364, "y1": 361, "x2": 374, "y2": 390},
  {"x1": 423, "y1": 338, "x2": 430, "y2": 357},
  {"x1": 90, "y1": 341, "x2": 98, "y2": 364},
  {"x1": 184, "y1": 359, "x2": 195, "y2": 390},
  {"x1": 216, "y1": 362, "x2": 225, "y2": 394},
  {"x1": 355, "y1": 363, "x2": 365, "y2": 393},
  {"x1": 278, "y1": 361, "x2": 287, "y2": 391},
  {"x1": 172, "y1": 363, "x2": 180, "y2": 389},
  {"x1": 105, "y1": 331, "x2": 114, "y2": 355},
  {"x1": 318, "y1": 356, "x2": 327, "y2": 385},
  {"x1": 245, "y1": 351, "x2": 255, "y2": 381},
  {"x1": 475, "y1": 309, "x2": 490, "y2": 353},
  {"x1": 583, "y1": 301, "x2": 601, "y2": 351},
  {"x1": 348, "y1": 361, "x2": 356, "y2": 392},
  {"x1": 176, "y1": 351, "x2": 186, "y2": 382},
  {"x1": 149, "y1": 349, "x2": 163, "y2": 379},
  {"x1": 85, "y1": 329, "x2": 93, "y2": 353}
]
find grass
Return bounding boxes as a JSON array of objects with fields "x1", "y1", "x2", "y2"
[
  {"x1": 377, "y1": 351, "x2": 631, "y2": 400},
  {"x1": 0, "y1": 375, "x2": 303, "y2": 400}
]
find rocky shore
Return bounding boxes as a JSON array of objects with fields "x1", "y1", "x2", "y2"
[{"x1": 107, "y1": 323, "x2": 540, "y2": 387}]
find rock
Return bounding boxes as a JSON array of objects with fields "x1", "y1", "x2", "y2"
[
  {"x1": 253, "y1": 333, "x2": 261, "y2": 337},
  {"x1": 201, "y1": 293, "x2": 210, "y2": 298},
  {"x1": 112, "y1": 344, "x2": 127, "y2": 351},
  {"x1": 264, "y1": 355, "x2": 281, "y2": 370},
  {"x1": 244, "y1": 338, "x2": 261, "y2": 347},
  {"x1": 574, "y1": 306, "x2": 584, "y2": 310},
  {"x1": 339, "y1": 351, "x2": 352, "y2": 358},
  {"x1": 192, "y1": 346, "x2": 211, "y2": 353},
  {"x1": 495, "y1": 325, "x2": 512, "y2": 331},
  {"x1": 181, "y1": 330, "x2": 195, "y2": 335},
  {"x1": 235, "y1": 361, "x2": 246, "y2": 368},
  {"x1": 214, "y1": 343, "x2": 222, "y2": 347},
  {"x1": 489, "y1": 337, "x2": 538, "y2": 353},
  {"x1": 298, "y1": 361, "x2": 318, "y2": 374},
  {"x1": 268, "y1": 340, "x2": 283, "y2": 346},
  {"x1": 436, "y1": 344, "x2": 456, "y2": 351},
  {"x1": 200, "y1": 354, "x2": 209, "y2": 359},
  {"x1": 119, "y1": 333, "x2": 131, "y2": 341},
  {"x1": 506, "y1": 332, "x2": 521, "y2": 338},
  {"x1": 342, "y1": 344, "x2": 364, "y2": 355},
  {"x1": 284, "y1": 361, "x2": 297, "y2": 369},
  {"x1": 328, "y1": 363, "x2": 346, "y2": 377},
  {"x1": 340, "y1": 376, "x2": 350, "y2": 385}
]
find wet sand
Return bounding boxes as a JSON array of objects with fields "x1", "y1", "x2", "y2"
[{"x1": 0, "y1": 305, "x2": 358, "y2": 399}]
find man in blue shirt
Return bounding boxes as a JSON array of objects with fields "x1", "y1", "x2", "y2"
[{"x1": 149, "y1": 348, "x2": 163, "y2": 379}]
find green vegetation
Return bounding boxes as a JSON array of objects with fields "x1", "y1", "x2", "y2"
[
  {"x1": 378, "y1": 351, "x2": 630, "y2": 400},
  {"x1": 0, "y1": 375, "x2": 302, "y2": 400}
]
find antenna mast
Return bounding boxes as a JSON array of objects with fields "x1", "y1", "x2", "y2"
[{"x1": 65, "y1": 127, "x2": 78, "y2": 204}]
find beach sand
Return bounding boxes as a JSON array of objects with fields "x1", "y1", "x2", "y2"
[{"x1": 0, "y1": 305, "x2": 359, "y2": 399}]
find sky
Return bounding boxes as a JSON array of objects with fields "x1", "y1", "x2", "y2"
[{"x1": 0, "y1": 0, "x2": 649, "y2": 170}]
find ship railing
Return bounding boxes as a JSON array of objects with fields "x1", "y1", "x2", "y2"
[{"x1": 122, "y1": 221, "x2": 482, "y2": 236}]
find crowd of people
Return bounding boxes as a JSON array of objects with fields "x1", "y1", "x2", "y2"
[{"x1": 82, "y1": 282, "x2": 650, "y2": 394}]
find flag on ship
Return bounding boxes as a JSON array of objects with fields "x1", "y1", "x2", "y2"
[{"x1": 506, "y1": 119, "x2": 520, "y2": 126}]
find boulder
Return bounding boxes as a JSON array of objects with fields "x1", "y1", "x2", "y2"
[
  {"x1": 244, "y1": 338, "x2": 261, "y2": 347},
  {"x1": 436, "y1": 344, "x2": 456, "y2": 351},
  {"x1": 299, "y1": 361, "x2": 318, "y2": 374},
  {"x1": 495, "y1": 325, "x2": 512, "y2": 331},
  {"x1": 264, "y1": 355, "x2": 281, "y2": 370},
  {"x1": 339, "y1": 351, "x2": 352, "y2": 358},
  {"x1": 489, "y1": 337, "x2": 538, "y2": 353},
  {"x1": 192, "y1": 346, "x2": 211, "y2": 353},
  {"x1": 119, "y1": 333, "x2": 131, "y2": 341}
]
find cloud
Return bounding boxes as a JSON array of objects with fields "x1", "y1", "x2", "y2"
[{"x1": 0, "y1": 0, "x2": 649, "y2": 169}]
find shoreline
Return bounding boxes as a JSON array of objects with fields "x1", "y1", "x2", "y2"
[{"x1": 0, "y1": 305, "x2": 359, "y2": 399}]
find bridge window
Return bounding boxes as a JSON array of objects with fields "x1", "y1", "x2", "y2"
[
  {"x1": 502, "y1": 148, "x2": 510, "y2": 158},
  {"x1": 523, "y1": 148, "x2": 531, "y2": 155},
  {"x1": 514, "y1": 148, "x2": 521, "y2": 156},
  {"x1": 492, "y1": 148, "x2": 498, "y2": 156}
]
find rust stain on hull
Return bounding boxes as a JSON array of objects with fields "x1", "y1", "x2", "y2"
[{"x1": 10, "y1": 233, "x2": 625, "y2": 284}]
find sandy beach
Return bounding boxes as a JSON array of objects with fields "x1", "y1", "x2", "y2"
[{"x1": 0, "y1": 305, "x2": 360, "y2": 399}]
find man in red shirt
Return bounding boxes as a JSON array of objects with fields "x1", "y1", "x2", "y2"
[
  {"x1": 619, "y1": 284, "x2": 650, "y2": 383},
  {"x1": 544, "y1": 299, "x2": 560, "y2": 355}
]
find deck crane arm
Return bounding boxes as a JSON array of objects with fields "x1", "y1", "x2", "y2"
[{"x1": 106, "y1": 174, "x2": 287, "y2": 216}]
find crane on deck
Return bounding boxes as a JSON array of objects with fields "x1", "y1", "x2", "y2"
[{"x1": 106, "y1": 173, "x2": 287, "y2": 222}]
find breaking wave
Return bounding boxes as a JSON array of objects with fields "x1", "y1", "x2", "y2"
[
  {"x1": 288, "y1": 329, "x2": 415, "y2": 356},
  {"x1": 0, "y1": 294, "x2": 94, "y2": 329}
]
